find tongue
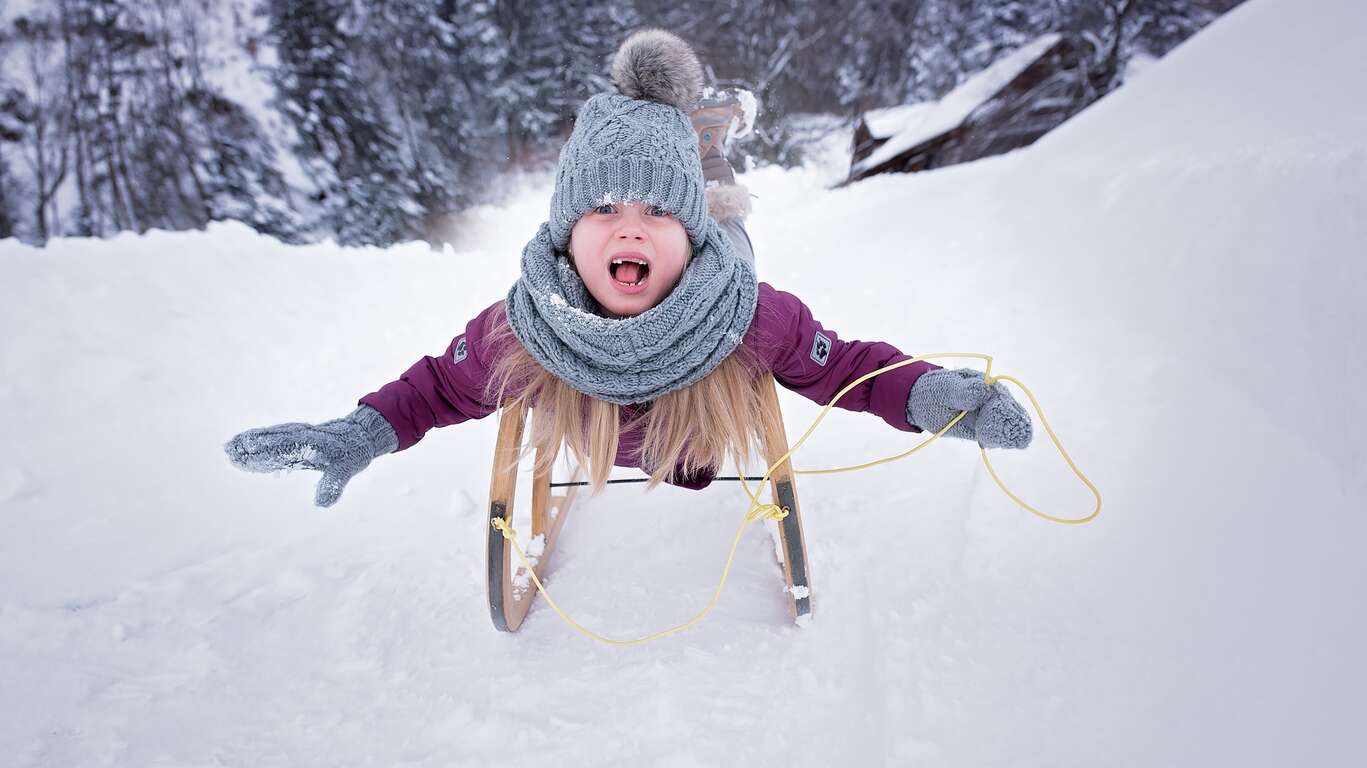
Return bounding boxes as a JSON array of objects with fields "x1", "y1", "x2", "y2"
[{"x1": 616, "y1": 262, "x2": 643, "y2": 283}]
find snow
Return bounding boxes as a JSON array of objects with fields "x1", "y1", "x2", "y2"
[
  {"x1": 734, "y1": 89, "x2": 759, "y2": 138},
  {"x1": 2, "y1": 0, "x2": 1365, "y2": 764},
  {"x1": 700, "y1": 86, "x2": 760, "y2": 139},
  {"x1": 510, "y1": 534, "x2": 545, "y2": 595},
  {"x1": 861, "y1": 101, "x2": 937, "y2": 140},
  {"x1": 0, "y1": 1, "x2": 37, "y2": 25},
  {"x1": 854, "y1": 32, "x2": 1064, "y2": 175}
]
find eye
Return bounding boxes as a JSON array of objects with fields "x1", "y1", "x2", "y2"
[
  {"x1": 645, "y1": 205, "x2": 670, "y2": 217},
  {"x1": 592, "y1": 203, "x2": 616, "y2": 215}
]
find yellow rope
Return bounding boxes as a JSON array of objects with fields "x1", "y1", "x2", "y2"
[{"x1": 491, "y1": 352, "x2": 1100, "y2": 645}]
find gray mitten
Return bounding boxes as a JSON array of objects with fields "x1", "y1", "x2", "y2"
[
  {"x1": 906, "y1": 368, "x2": 1033, "y2": 449},
  {"x1": 223, "y1": 405, "x2": 399, "y2": 507}
]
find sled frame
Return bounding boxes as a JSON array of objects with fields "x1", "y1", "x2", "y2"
[{"x1": 485, "y1": 374, "x2": 812, "y2": 632}]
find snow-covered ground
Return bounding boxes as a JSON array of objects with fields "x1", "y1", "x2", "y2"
[{"x1": 2, "y1": 0, "x2": 1364, "y2": 764}]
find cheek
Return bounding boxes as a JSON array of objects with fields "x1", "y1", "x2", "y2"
[
  {"x1": 568, "y1": 228, "x2": 588, "y2": 260},
  {"x1": 658, "y1": 244, "x2": 690, "y2": 284},
  {"x1": 659, "y1": 224, "x2": 690, "y2": 270},
  {"x1": 568, "y1": 227, "x2": 600, "y2": 277},
  {"x1": 570, "y1": 216, "x2": 608, "y2": 249}
]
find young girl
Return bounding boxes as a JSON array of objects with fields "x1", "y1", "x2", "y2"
[{"x1": 225, "y1": 30, "x2": 1033, "y2": 508}]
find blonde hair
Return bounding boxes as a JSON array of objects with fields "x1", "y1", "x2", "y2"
[{"x1": 483, "y1": 303, "x2": 778, "y2": 491}]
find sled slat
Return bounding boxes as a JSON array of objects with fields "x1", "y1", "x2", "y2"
[
  {"x1": 757, "y1": 375, "x2": 813, "y2": 622},
  {"x1": 488, "y1": 401, "x2": 579, "y2": 633},
  {"x1": 487, "y1": 401, "x2": 527, "y2": 632}
]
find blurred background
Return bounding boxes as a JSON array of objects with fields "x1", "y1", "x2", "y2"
[{"x1": 0, "y1": 0, "x2": 1242, "y2": 248}]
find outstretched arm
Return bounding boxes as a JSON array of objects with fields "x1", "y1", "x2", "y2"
[
  {"x1": 748, "y1": 283, "x2": 1031, "y2": 448},
  {"x1": 748, "y1": 282, "x2": 939, "y2": 433},
  {"x1": 358, "y1": 300, "x2": 506, "y2": 451},
  {"x1": 223, "y1": 300, "x2": 509, "y2": 508}
]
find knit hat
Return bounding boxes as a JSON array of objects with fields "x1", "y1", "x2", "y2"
[
  {"x1": 503, "y1": 29, "x2": 759, "y2": 405},
  {"x1": 546, "y1": 29, "x2": 710, "y2": 251}
]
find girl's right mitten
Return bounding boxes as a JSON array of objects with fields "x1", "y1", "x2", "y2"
[{"x1": 224, "y1": 405, "x2": 398, "y2": 507}]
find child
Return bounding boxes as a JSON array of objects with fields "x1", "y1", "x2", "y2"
[{"x1": 225, "y1": 30, "x2": 1032, "y2": 508}]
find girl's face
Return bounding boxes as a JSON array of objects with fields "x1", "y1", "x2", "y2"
[{"x1": 569, "y1": 201, "x2": 690, "y2": 318}]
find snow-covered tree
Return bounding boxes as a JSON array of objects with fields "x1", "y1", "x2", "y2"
[
  {"x1": 187, "y1": 88, "x2": 305, "y2": 243},
  {"x1": 266, "y1": 0, "x2": 422, "y2": 246},
  {"x1": 0, "y1": 0, "x2": 1247, "y2": 248},
  {"x1": 52, "y1": 0, "x2": 152, "y2": 236},
  {"x1": 7, "y1": 14, "x2": 70, "y2": 242},
  {"x1": 0, "y1": 25, "x2": 26, "y2": 239},
  {"x1": 492, "y1": 0, "x2": 630, "y2": 162}
]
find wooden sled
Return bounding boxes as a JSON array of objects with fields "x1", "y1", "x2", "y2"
[{"x1": 486, "y1": 374, "x2": 812, "y2": 632}]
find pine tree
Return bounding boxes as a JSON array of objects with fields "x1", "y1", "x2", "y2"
[
  {"x1": 188, "y1": 88, "x2": 305, "y2": 242},
  {"x1": 0, "y1": 35, "x2": 28, "y2": 240},
  {"x1": 0, "y1": 138, "x2": 18, "y2": 240},
  {"x1": 504, "y1": 0, "x2": 628, "y2": 155},
  {"x1": 10, "y1": 14, "x2": 73, "y2": 242},
  {"x1": 266, "y1": 0, "x2": 422, "y2": 246},
  {"x1": 1129, "y1": 0, "x2": 1231, "y2": 59},
  {"x1": 53, "y1": 0, "x2": 133, "y2": 236},
  {"x1": 143, "y1": 0, "x2": 303, "y2": 240}
]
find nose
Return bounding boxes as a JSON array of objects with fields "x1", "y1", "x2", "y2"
[{"x1": 613, "y1": 205, "x2": 647, "y2": 241}]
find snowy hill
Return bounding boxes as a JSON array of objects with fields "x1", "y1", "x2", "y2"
[{"x1": 1, "y1": 0, "x2": 1363, "y2": 765}]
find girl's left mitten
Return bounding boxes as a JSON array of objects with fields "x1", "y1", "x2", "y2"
[{"x1": 907, "y1": 368, "x2": 1033, "y2": 450}]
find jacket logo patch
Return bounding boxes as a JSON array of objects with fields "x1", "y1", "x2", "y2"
[
  {"x1": 453, "y1": 336, "x2": 468, "y2": 363},
  {"x1": 810, "y1": 331, "x2": 831, "y2": 367}
]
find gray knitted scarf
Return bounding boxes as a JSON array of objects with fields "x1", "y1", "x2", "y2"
[{"x1": 504, "y1": 219, "x2": 758, "y2": 405}]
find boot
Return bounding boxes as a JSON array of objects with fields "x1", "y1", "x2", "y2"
[
  {"x1": 690, "y1": 88, "x2": 756, "y2": 220},
  {"x1": 691, "y1": 97, "x2": 740, "y2": 186}
]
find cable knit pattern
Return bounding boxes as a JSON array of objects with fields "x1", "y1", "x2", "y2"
[
  {"x1": 547, "y1": 93, "x2": 710, "y2": 250},
  {"x1": 506, "y1": 63, "x2": 759, "y2": 405},
  {"x1": 350, "y1": 404, "x2": 399, "y2": 455},
  {"x1": 906, "y1": 368, "x2": 1033, "y2": 449},
  {"x1": 223, "y1": 405, "x2": 397, "y2": 507},
  {"x1": 506, "y1": 219, "x2": 757, "y2": 405}
]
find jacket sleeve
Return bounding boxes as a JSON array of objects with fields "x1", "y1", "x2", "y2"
[
  {"x1": 747, "y1": 282, "x2": 940, "y2": 433},
  {"x1": 358, "y1": 300, "x2": 506, "y2": 451}
]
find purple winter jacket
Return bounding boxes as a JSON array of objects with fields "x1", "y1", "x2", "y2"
[{"x1": 359, "y1": 282, "x2": 940, "y2": 489}]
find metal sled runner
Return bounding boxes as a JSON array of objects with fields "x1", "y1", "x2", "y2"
[{"x1": 485, "y1": 374, "x2": 812, "y2": 633}]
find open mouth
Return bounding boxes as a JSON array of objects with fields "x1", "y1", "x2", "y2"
[{"x1": 609, "y1": 256, "x2": 651, "y2": 288}]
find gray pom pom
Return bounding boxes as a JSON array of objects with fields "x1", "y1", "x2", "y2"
[{"x1": 610, "y1": 29, "x2": 704, "y2": 111}]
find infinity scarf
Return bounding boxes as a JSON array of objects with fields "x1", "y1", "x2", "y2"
[{"x1": 504, "y1": 219, "x2": 758, "y2": 405}]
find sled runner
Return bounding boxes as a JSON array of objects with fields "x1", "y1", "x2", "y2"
[{"x1": 486, "y1": 373, "x2": 812, "y2": 633}]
